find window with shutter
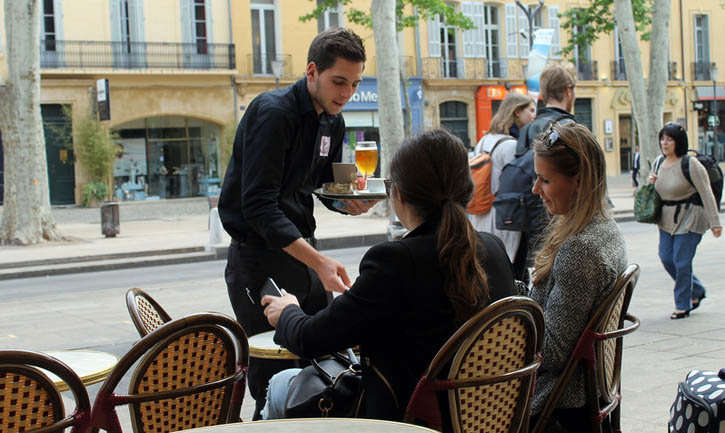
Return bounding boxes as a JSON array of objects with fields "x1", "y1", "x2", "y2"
[
  {"x1": 517, "y1": 7, "x2": 528, "y2": 58},
  {"x1": 462, "y1": 2, "x2": 484, "y2": 58},
  {"x1": 548, "y1": 5, "x2": 560, "y2": 58},
  {"x1": 428, "y1": 15, "x2": 442, "y2": 58},
  {"x1": 505, "y1": 3, "x2": 517, "y2": 59}
]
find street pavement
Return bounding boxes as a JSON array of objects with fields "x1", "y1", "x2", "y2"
[{"x1": 1, "y1": 174, "x2": 724, "y2": 432}]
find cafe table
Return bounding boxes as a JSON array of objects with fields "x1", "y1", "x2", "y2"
[
  {"x1": 179, "y1": 418, "x2": 439, "y2": 433},
  {"x1": 42, "y1": 349, "x2": 119, "y2": 391},
  {"x1": 247, "y1": 330, "x2": 299, "y2": 360}
]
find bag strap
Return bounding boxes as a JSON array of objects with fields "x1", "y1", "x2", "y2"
[
  {"x1": 680, "y1": 154, "x2": 695, "y2": 188},
  {"x1": 487, "y1": 135, "x2": 513, "y2": 157},
  {"x1": 653, "y1": 155, "x2": 664, "y2": 174}
]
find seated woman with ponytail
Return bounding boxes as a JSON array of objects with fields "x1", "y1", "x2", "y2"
[{"x1": 261, "y1": 129, "x2": 515, "y2": 421}]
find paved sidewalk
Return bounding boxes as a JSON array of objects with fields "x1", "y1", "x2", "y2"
[{"x1": 0, "y1": 175, "x2": 639, "y2": 271}]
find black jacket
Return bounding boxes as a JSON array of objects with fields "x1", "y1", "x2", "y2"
[
  {"x1": 219, "y1": 78, "x2": 344, "y2": 248},
  {"x1": 274, "y1": 220, "x2": 516, "y2": 421}
]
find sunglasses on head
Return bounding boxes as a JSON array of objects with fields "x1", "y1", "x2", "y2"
[
  {"x1": 543, "y1": 127, "x2": 580, "y2": 165},
  {"x1": 664, "y1": 121, "x2": 684, "y2": 131}
]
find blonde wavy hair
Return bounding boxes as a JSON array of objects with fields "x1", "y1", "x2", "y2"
[
  {"x1": 488, "y1": 93, "x2": 535, "y2": 134},
  {"x1": 531, "y1": 122, "x2": 609, "y2": 286}
]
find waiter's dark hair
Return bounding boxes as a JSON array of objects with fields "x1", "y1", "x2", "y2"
[
  {"x1": 390, "y1": 129, "x2": 489, "y2": 324},
  {"x1": 307, "y1": 28, "x2": 366, "y2": 73}
]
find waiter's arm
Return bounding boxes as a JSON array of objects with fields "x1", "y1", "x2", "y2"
[{"x1": 283, "y1": 238, "x2": 351, "y2": 293}]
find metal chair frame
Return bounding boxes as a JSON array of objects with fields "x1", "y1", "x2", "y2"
[
  {"x1": 531, "y1": 264, "x2": 641, "y2": 433},
  {"x1": 125, "y1": 288, "x2": 172, "y2": 337},
  {"x1": 0, "y1": 349, "x2": 92, "y2": 433},
  {"x1": 405, "y1": 296, "x2": 545, "y2": 433},
  {"x1": 90, "y1": 313, "x2": 249, "y2": 433}
]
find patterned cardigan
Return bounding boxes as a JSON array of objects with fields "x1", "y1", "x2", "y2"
[{"x1": 529, "y1": 215, "x2": 627, "y2": 414}]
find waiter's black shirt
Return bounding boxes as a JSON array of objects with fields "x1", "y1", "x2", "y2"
[{"x1": 219, "y1": 78, "x2": 345, "y2": 248}]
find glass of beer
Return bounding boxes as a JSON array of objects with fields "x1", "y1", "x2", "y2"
[{"x1": 355, "y1": 141, "x2": 378, "y2": 189}]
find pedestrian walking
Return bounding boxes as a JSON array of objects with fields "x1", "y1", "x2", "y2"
[
  {"x1": 647, "y1": 122, "x2": 721, "y2": 319},
  {"x1": 468, "y1": 93, "x2": 536, "y2": 261},
  {"x1": 218, "y1": 28, "x2": 376, "y2": 418},
  {"x1": 632, "y1": 144, "x2": 640, "y2": 188}
]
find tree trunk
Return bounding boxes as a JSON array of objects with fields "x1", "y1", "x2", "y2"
[
  {"x1": 371, "y1": 0, "x2": 404, "y2": 178},
  {"x1": 614, "y1": 0, "x2": 670, "y2": 181},
  {"x1": 0, "y1": 0, "x2": 60, "y2": 244}
]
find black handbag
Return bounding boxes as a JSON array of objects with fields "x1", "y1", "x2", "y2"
[{"x1": 284, "y1": 349, "x2": 363, "y2": 418}]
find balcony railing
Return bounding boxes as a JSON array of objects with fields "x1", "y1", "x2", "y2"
[
  {"x1": 422, "y1": 57, "x2": 501, "y2": 80},
  {"x1": 40, "y1": 40, "x2": 235, "y2": 70},
  {"x1": 693, "y1": 61, "x2": 714, "y2": 81},
  {"x1": 577, "y1": 60, "x2": 598, "y2": 81},
  {"x1": 611, "y1": 59, "x2": 626, "y2": 81},
  {"x1": 243, "y1": 54, "x2": 293, "y2": 78},
  {"x1": 668, "y1": 61, "x2": 678, "y2": 81}
]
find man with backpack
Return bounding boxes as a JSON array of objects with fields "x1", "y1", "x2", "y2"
[{"x1": 494, "y1": 64, "x2": 577, "y2": 282}]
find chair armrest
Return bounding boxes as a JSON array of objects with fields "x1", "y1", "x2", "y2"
[{"x1": 596, "y1": 313, "x2": 640, "y2": 341}]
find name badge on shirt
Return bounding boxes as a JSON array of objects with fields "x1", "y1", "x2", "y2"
[{"x1": 320, "y1": 135, "x2": 331, "y2": 157}]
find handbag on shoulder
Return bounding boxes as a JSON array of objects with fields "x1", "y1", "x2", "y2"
[{"x1": 284, "y1": 349, "x2": 363, "y2": 418}]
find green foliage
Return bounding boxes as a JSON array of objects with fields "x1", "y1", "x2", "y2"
[
  {"x1": 559, "y1": 0, "x2": 652, "y2": 61},
  {"x1": 300, "y1": 0, "x2": 473, "y2": 32},
  {"x1": 81, "y1": 181, "x2": 109, "y2": 207},
  {"x1": 74, "y1": 113, "x2": 120, "y2": 183}
]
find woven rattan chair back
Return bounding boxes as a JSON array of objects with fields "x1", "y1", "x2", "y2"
[
  {"x1": 405, "y1": 296, "x2": 544, "y2": 433},
  {"x1": 90, "y1": 313, "x2": 249, "y2": 433},
  {"x1": 0, "y1": 350, "x2": 91, "y2": 433},
  {"x1": 531, "y1": 264, "x2": 640, "y2": 433},
  {"x1": 126, "y1": 288, "x2": 172, "y2": 337}
]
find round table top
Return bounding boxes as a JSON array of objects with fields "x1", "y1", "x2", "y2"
[
  {"x1": 179, "y1": 418, "x2": 439, "y2": 433},
  {"x1": 247, "y1": 331, "x2": 299, "y2": 360},
  {"x1": 43, "y1": 349, "x2": 119, "y2": 391}
]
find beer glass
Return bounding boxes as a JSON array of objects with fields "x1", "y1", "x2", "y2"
[{"x1": 355, "y1": 141, "x2": 378, "y2": 189}]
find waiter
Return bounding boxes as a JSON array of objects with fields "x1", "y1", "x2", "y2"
[{"x1": 218, "y1": 28, "x2": 375, "y2": 419}]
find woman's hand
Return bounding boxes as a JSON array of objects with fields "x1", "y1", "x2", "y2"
[
  {"x1": 712, "y1": 227, "x2": 722, "y2": 238},
  {"x1": 647, "y1": 173, "x2": 657, "y2": 184},
  {"x1": 262, "y1": 290, "x2": 299, "y2": 328}
]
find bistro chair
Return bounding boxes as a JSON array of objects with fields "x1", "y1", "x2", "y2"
[
  {"x1": 90, "y1": 312, "x2": 249, "y2": 433},
  {"x1": 405, "y1": 296, "x2": 544, "y2": 433},
  {"x1": 125, "y1": 288, "x2": 172, "y2": 337},
  {"x1": 0, "y1": 349, "x2": 92, "y2": 433},
  {"x1": 531, "y1": 264, "x2": 641, "y2": 433}
]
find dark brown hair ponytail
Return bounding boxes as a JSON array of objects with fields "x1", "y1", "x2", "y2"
[{"x1": 391, "y1": 130, "x2": 489, "y2": 324}]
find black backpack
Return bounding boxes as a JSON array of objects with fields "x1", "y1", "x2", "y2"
[
  {"x1": 682, "y1": 150, "x2": 723, "y2": 211},
  {"x1": 493, "y1": 115, "x2": 572, "y2": 232}
]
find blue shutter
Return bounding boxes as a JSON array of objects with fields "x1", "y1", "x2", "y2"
[{"x1": 505, "y1": 3, "x2": 517, "y2": 59}]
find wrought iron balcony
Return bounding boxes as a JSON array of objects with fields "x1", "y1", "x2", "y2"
[
  {"x1": 577, "y1": 60, "x2": 598, "y2": 81},
  {"x1": 39, "y1": 40, "x2": 235, "y2": 70},
  {"x1": 422, "y1": 57, "x2": 500, "y2": 80},
  {"x1": 243, "y1": 54, "x2": 293, "y2": 78},
  {"x1": 692, "y1": 61, "x2": 714, "y2": 81},
  {"x1": 611, "y1": 59, "x2": 627, "y2": 81}
]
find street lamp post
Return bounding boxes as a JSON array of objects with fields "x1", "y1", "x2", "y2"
[
  {"x1": 710, "y1": 64, "x2": 719, "y2": 157},
  {"x1": 515, "y1": 0, "x2": 545, "y2": 50}
]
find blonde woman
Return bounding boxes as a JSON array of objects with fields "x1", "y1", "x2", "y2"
[
  {"x1": 528, "y1": 123, "x2": 627, "y2": 432},
  {"x1": 469, "y1": 93, "x2": 536, "y2": 261}
]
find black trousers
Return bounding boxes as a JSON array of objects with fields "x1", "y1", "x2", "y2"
[
  {"x1": 224, "y1": 241, "x2": 330, "y2": 419},
  {"x1": 632, "y1": 168, "x2": 639, "y2": 187}
]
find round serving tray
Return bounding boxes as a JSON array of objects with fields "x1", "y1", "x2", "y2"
[{"x1": 313, "y1": 188, "x2": 387, "y2": 200}]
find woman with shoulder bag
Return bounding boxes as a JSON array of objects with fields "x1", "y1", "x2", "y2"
[
  {"x1": 647, "y1": 122, "x2": 722, "y2": 320},
  {"x1": 260, "y1": 129, "x2": 516, "y2": 423},
  {"x1": 468, "y1": 93, "x2": 536, "y2": 261}
]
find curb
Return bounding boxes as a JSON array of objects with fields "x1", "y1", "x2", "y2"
[{"x1": 0, "y1": 212, "x2": 640, "y2": 280}]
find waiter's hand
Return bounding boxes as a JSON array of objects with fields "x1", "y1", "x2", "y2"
[
  {"x1": 339, "y1": 199, "x2": 380, "y2": 215},
  {"x1": 262, "y1": 290, "x2": 299, "y2": 328},
  {"x1": 314, "y1": 254, "x2": 352, "y2": 293}
]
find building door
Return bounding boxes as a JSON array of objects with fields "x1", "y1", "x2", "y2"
[
  {"x1": 41, "y1": 105, "x2": 75, "y2": 205},
  {"x1": 440, "y1": 101, "x2": 470, "y2": 149}
]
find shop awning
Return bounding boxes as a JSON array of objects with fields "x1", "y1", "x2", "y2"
[{"x1": 695, "y1": 86, "x2": 725, "y2": 100}]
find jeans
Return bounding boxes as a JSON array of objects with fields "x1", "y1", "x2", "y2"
[
  {"x1": 261, "y1": 368, "x2": 301, "y2": 420},
  {"x1": 658, "y1": 230, "x2": 706, "y2": 311}
]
